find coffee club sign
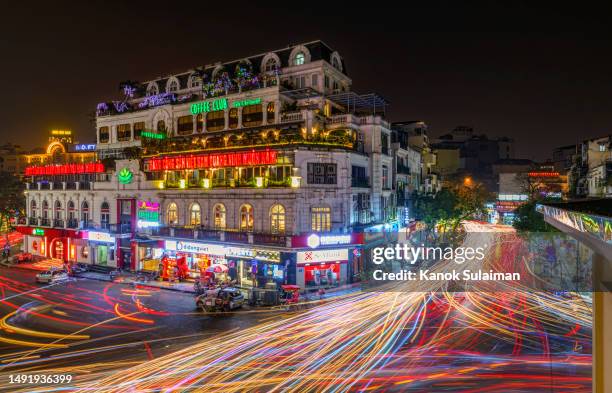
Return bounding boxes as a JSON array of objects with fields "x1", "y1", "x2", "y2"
[{"x1": 190, "y1": 97, "x2": 262, "y2": 115}]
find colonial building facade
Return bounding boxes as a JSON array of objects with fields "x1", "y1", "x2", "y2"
[{"x1": 18, "y1": 41, "x2": 405, "y2": 290}]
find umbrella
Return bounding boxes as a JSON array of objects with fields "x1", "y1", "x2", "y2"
[{"x1": 206, "y1": 264, "x2": 228, "y2": 273}]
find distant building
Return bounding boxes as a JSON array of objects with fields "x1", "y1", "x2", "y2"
[
  {"x1": 433, "y1": 127, "x2": 515, "y2": 192},
  {"x1": 1, "y1": 131, "x2": 95, "y2": 177},
  {"x1": 573, "y1": 135, "x2": 611, "y2": 198},
  {"x1": 552, "y1": 144, "x2": 578, "y2": 174}
]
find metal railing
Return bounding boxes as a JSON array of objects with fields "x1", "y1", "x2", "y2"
[
  {"x1": 351, "y1": 177, "x2": 370, "y2": 188},
  {"x1": 280, "y1": 111, "x2": 304, "y2": 123}
]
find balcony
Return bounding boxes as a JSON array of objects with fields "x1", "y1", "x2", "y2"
[
  {"x1": 40, "y1": 218, "x2": 50, "y2": 227},
  {"x1": 53, "y1": 219, "x2": 64, "y2": 228},
  {"x1": 225, "y1": 231, "x2": 249, "y2": 243},
  {"x1": 351, "y1": 177, "x2": 370, "y2": 188},
  {"x1": 67, "y1": 219, "x2": 78, "y2": 229},
  {"x1": 197, "y1": 228, "x2": 223, "y2": 241},
  {"x1": 28, "y1": 217, "x2": 39, "y2": 226},
  {"x1": 164, "y1": 177, "x2": 292, "y2": 190},
  {"x1": 397, "y1": 164, "x2": 411, "y2": 175},
  {"x1": 328, "y1": 114, "x2": 361, "y2": 129},
  {"x1": 253, "y1": 233, "x2": 287, "y2": 246},
  {"x1": 148, "y1": 226, "x2": 289, "y2": 247},
  {"x1": 280, "y1": 111, "x2": 304, "y2": 123}
]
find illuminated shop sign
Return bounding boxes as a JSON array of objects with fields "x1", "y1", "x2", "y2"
[
  {"x1": 190, "y1": 98, "x2": 228, "y2": 115},
  {"x1": 145, "y1": 149, "x2": 277, "y2": 171},
  {"x1": 25, "y1": 162, "x2": 105, "y2": 176},
  {"x1": 163, "y1": 241, "x2": 278, "y2": 261},
  {"x1": 74, "y1": 143, "x2": 96, "y2": 152},
  {"x1": 86, "y1": 231, "x2": 115, "y2": 243},
  {"x1": 297, "y1": 249, "x2": 349, "y2": 264},
  {"x1": 31, "y1": 228, "x2": 45, "y2": 236},
  {"x1": 232, "y1": 97, "x2": 261, "y2": 108},
  {"x1": 306, "y1": 234, "x2": 352, "y2": 248},
  {"x1": 498, "y1": 194, "x2": 528, "y2": 201},
  {"x1": 495, "y1": 201, "x2": 525, "y2": 213},
  {"x1": 137, "y1": 201, "x2": 160, "y2": 228},
  {"x1": 141, "y1": 131, "x2": 166, "y2": 140},
  {"x1": 51, "y1": 130, "x2": 72, "y2": 136},
  {"x1": 165, "y1": 240, "x2": 226, "y2": 256},
  {"x1": 528, "y1": 172, "x2": 560, "y2": 177},
  {"x1": 118, "y1": 168, "x2": 134, "y2": 184}
]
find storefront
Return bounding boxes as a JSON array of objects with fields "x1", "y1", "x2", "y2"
[
  {"x1": 296, "y1": 248, "x2": 349, "y2": 289},
  {"x1": 137, "y1": 239, "x2": 285, "y2": 287},
  {"x1": 17, "y1": 226, "x2": 85, "y2": 262},
  {"x1": 85, "y1": 231, "x2": 116, "y2": 267}
]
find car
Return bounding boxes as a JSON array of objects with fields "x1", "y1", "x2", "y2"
[
  {"x1": 195, "y1": 287, "x2": 245, "y2": 312},
  {"x1": 36, "y1": 269, "x2": 69, "y2": 284}
]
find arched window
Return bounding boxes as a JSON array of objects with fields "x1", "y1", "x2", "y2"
[
  {"x1": 294, "y1": 52, "x2": 305, "y2": 66},
  {"x1": 266, "y1": 102, "x2": 275, "y2": 124},
  {"x1": 30, "y1": 200, "x2": 37, "y2": 217},
  {"x1": 157, "y1": 120, "x2": 166, "y2": 133},
  {"x1": 42, "y1": 200, "x2": 49, "y2": 219},
  {"x1": 147, "y1": 83, "x2": 159, "y2": 96},
  {"x1": 332, "y1": 57, "x2": 341, "y2": 70},
  {"x1": 81, "y1": 201, "x2": 89, "y2": 224},
  {"x1": 167, "y1": 202, "x2": 178, "y2": 225},
  {"x1": 213, "y1": 204, "x2": 226, "y2": 229},
  {"x1": 270, "y1": 204, "x2": 285, "y2": 234},
  {"x1": 101, "y1": 202, "x2": 110, "y2": 228},
  {"x1": 190, "y1": 75, "x2": 201, "y2": 88},
  {"x1": 67, "y1": 200, "x2": 75, "y2": 222},
  {"x1": 265, "y1": 58, "x2": 278, "y2": 72},
  {"x1": 239, "y1": 204, "x2": 253, "y2": 232},
  {"x1": 167, "y1": 79, "x2": 179, "y2": 93},
  {"x1": 189, "y1": 203, "x2": 201, "y2": 226},
  {"x1": 54, "y1": 200, "x2": 62, "y2": 220}
]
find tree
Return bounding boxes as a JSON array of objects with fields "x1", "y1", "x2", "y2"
[
  {"x1": 412, "y1": 179, "x2": 490, "y2": 241},
  {"x1": 0, "y1": 171, "x2": 24, "y2": 234},
  {"x1": 513, "y1": 200, "x2": 556, "y2": 232}
]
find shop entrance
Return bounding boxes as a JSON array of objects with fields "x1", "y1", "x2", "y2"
[
  {"x1": 96, "y1": 246, "x2": 108, "y2": 266},
  {"x1": 50, "y1": 238, "x2": 65, "y2": 260}
]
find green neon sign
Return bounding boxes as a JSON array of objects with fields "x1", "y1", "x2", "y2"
[
  {"x1": 233, "y1": 97, "x2": 262, "y2": 108},
  {"x1": 32, "y1": 228, "x2": 44, "y2": 236},
  {"x1": 190, "y1": 98, "x2": 228, "y2": 115},
  {"x1": 137, "y1": 210, "x2": 159, "y2": 221},
  {"x1": 118, "y1": 167, "x2": 133, "y2": 184},
  {"x1": 141, "y1": 131, "x2": 166, "y2": 140}
]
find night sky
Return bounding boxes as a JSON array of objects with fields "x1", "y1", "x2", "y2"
[{"x1": 1, "y1": 2, "x2": 610, "y2": 161}]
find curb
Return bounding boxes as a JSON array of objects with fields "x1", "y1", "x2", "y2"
[{"x1": 74, "y1": 274, "x2": 196, "y2": 294}]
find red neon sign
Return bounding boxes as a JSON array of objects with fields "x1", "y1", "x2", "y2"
[
  {"x1": 145, "y1": 150, "x2": 278, "y2": 171},
  {"x1": 25, "y1": 162, "x2": 105, "y2": 176},
  {"x1": 527, "y1": 172, "x2": 559, "y2": 178}
]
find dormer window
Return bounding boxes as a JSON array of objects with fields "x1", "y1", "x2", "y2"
[
  {"x1": 167, "y1": 80, "x2": 179, "y2": 93},
  {"x1": 265, "y1": 58, "x2": 278, "y2": 72},
  {"x1": 146, "y1": 83, "x2": 159, "y2": 96},
  {"x1": 294, "y1": 52, "x2": 305, "y2": 66},
  {"x1": 190, "y1": 75, "x2": 201, "y2": 88}
]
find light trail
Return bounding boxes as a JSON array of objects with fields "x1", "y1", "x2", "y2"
[{"x1": 0, "y1": 222, "x2": 593, "y2": 392}]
